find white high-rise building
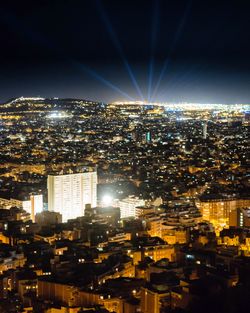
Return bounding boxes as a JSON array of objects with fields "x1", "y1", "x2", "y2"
[
  {"x1": 47, "y1": 171, "x2": 97, "y2": 222},
  {"x1": 118, "y1": 196, "x2": 146, "y2": 219}
]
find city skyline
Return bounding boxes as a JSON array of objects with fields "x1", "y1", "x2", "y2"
[
  {"x1": 0, "y1": 89, "x2": 249, "y2": 313},
  {"x1": 0, "y1": 1, "x2": 249, "y2": 312}
]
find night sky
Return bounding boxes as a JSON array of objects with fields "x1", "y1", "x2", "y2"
[{"x1": 0, "y1": 0, "x2": 250, "y2": 103}]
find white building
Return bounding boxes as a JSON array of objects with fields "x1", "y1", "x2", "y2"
[
  {"x1": 47, "y1": 171, "x2": 97, "y2": 222},
  {"x1": 118, "y1": 196, "x2": 145, "y2": 219},
  {"x1": 0, "y1": 194, "x2": 43, "y2": 222}
]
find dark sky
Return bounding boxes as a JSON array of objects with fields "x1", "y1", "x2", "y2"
[{"x1": 0, "y1": 0, "x2": 250, "y2": 103}]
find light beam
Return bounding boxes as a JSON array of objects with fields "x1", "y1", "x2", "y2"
[
  {"x1": 148, "y1": 0, "x2": 159, "y2": 102},
  {"x1": 151, "y1": 0, "x2": 193, "y2": 101},
  {"x1": 95, "y1": 0, "x2": 144, "y2": 101}
]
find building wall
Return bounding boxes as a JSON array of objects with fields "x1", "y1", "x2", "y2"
[
  {"x1": 229, "y1": 208, "x2": 250, "y2": 228},
  {"x1": 118, "y1": 196, "x2": 145, "y2": 219},
  {"x1": 0, "y1": 253, "x2": 26, "y2": 274},
  {"x1": 0, "y1": 195, "x2": 43, "y2": 222},
  {"x1": 147, "y1": 218, "x2": 162, "y2": 238},
  {"x1": 161, "y1": 228, "x2": 188, "y2": 245},
  {"x1": 144, "y1": 245, "x2": 175, "y2": 262},
  {"x1": 18, "y1": 279, "x2": 37, "y2": 303},
  {"x1": 141, "y1": 287, "x2": 169, "y2": 313},
  {"x1": 48, "y1": 171, "x2": 97, "y2": 222},
  {"x1": 35, "y1": 211, "x2": 62, "y2": 226},
  {"x1": 38, "y1": 280, "x2": 76, "y2": 305},
  {"x1": 40, "y1": 284, "x2": 124, "y2": 313},
  {"x1": 196, "y1": 198, "x2": 250, "y2": 228}
]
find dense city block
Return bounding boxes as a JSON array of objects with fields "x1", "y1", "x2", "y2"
[{"x1": 0, "y1": 97, "x2": 249, "y2": 313}]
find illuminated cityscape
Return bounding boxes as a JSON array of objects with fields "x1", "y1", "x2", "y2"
[
  {"x1": 0, "y1": 1, "x2": 250, "y2": 313},
  {"x1": 0, "y1": 96, "x2": 249, "y2": 313}
]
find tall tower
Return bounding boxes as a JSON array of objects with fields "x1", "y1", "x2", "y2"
[
  {"x1": 146, "y1": 131, "x2": 151, "y2": 143},
  {"x1": 47, "y1": 170, "x2": 97, "y2": 222},
  {"x1": 203, "y1": 122, "x2": 208, "y2": 139}
]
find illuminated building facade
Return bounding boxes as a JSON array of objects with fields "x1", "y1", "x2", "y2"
[
  {"x1": 229, "y1": 208, "x2": 250, "y2": 228},
  {"x1": 118, "y1": 196, "x2": 145, "y2": 219},
  {"x1": 196, "y1": 198, "x2": 250, "y2": 230},
  {"x1": 143, "y1": 244, "x2": 175, "y2": 262},
  {"x1": 0, "y1": 194, "x2": 43, "y2": 222},
  {"x1": 47, "y1": 171, "x2": 97, "y2": 222},
  {"x1": 161, "y1": 226, "x2": 188, "y2": 244}
]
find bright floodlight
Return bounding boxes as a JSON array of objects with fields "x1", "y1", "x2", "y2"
[
  {"x1": 48, "y1": 111, "x2": 69, "y2": 119},
  {"x1": 102, "y1": 195, "x2": 113, "y2": 206}
]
